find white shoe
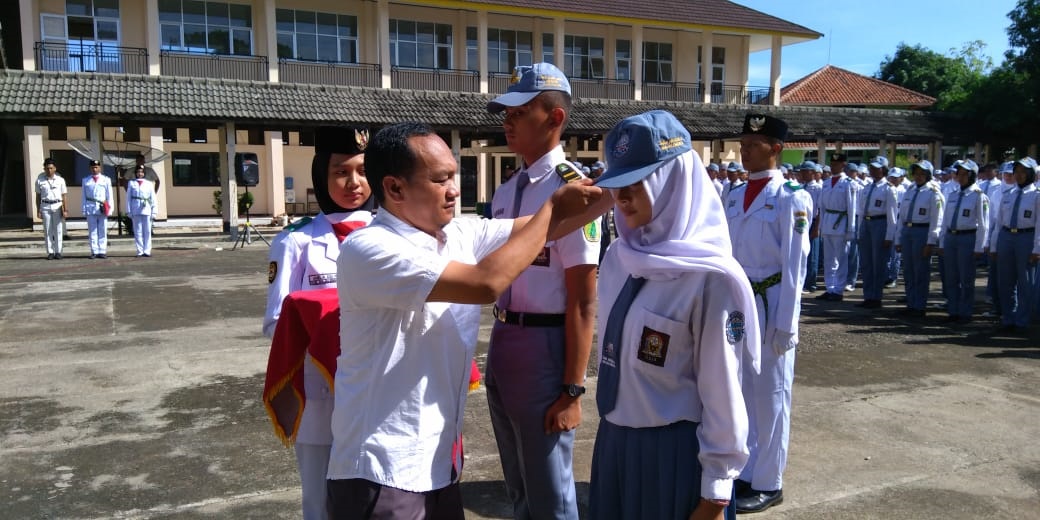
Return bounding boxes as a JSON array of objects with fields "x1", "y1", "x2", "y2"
[{"x1": 844, "y1": 284, "x2": 855, "y2": 292}]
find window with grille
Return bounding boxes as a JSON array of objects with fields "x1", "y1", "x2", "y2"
[
  {"x1": 159, "y1": 0, "x2": 253, "y2": 55},
  {"x1": 616, "y1": 39, "x2": 631, "y2": 81},
  {"x1": 389, "y1": 19, "x2": 452, "y2": 69},
  {"x1": 643, "y1": 41, "x2": 673, "y2": 83},
  {"x1": 275, "y1": 8, "x2": 357, "y2": 63}
]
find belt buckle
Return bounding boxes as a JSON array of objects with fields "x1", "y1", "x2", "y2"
[
  {"x1": 494, "y1": 306, "x2": 506, "y2": 323},
  {"x1": 1011, "y1": 228, "x2": 1019, "y2": 234}
]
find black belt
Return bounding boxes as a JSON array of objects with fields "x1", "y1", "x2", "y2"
[
  {"x1": 946, "y1": 228, "x2": 977, "y2": 235},
  {"x1": 492, "y1": 305, "x2": 566, "y2": 327},
  {"x1": 863, "y1": 215, "x2": 886, "y2": 221},
  {"x1": 42, "y1": 199, "x2": 61, "y2": 204},
  {"x1": 1002, "y1": 226, "x2": 1035, "y2": 234},
  {"x1": 904, "y1": 222, "x2": 929, "y2": 228}
]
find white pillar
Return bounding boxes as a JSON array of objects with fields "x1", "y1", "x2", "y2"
[
  {"x1": 451, "y1": 130, "x2": 462, "y2": 217},
  {"x1": 478, "y1": 11, "x2": 488, "y2": 93},
  {"x1": 567, "y1": 136, "x2": 579, "y2": 163},
  {"x1": 475, "y1": 141, "x2": 488, "y2": 205},
  {"x1": 700, "y1": 30, "x2": 713, "y2": 103},
  {"x1": 554, "y1": 17, "x2": 565, "y2": 69},
  {"x1": 23, "y1": 126, "x2": 45, "y2": 221},
  {"x1": 219, "y1": 123, "x2": 239, "y2": 234},
  {"x1": 261, "y1": 0, "x2": 278, "y2": 82},
  {"x1": 769, "y1": 34, "x2": 782, "y2": 106},
  {"x1": 632, "y1": 24, "x2": 643, "y2": 101},
  {"x1": 148, "y1": 127, "x2": 168, "y2": 220},
  {"x1": 19, "y1": 0, "x2": 35, "y2": 70},
  {"x1": 267, "y1": 131, "x2": 285, "y2": 218},
  {"x1": 889, "y1": 142, "x2": 897, "y2": 162},
  {"x1": 88, "y1": 120, "x2": 103, "y2": 163},
  {"x1": 145, "y1": 0, "x2": 161, "y2": 75},
  {"x1": 817, "y1": 137, "x2": 826, "y2": 165},
  {"x1": 378, "y1": 0, "x2": 392, "y2": 88}
]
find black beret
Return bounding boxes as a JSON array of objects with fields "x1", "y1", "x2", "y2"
[
  {"x1": 742, "y1": 113, "x2": 788, "y2": 141},
  {"x1": 315, "y1": 126, "x2": 370, "y2": 155},
  {"x1": 830, "y1": 152, "x2": 847, "y2": 162},
  {"x1": 89, "y1": 159, "x2": 101, "y2": 166}
]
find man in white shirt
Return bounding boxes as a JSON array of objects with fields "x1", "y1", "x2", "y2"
[
  {"x1": 34, "y1": 158, "x2": 68, "y2": 260},
  {"x1": 326, "y1": 122, "x2": 602, "y2": 519}
]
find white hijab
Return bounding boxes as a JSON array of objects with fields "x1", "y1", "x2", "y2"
[{"x1": 612, "y1": 150, "x2": 761, "y2": 372}]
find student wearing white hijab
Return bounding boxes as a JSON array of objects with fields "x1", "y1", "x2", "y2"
[{"x1": 589, "y1": 110, "x2": 760, "y2": 520}]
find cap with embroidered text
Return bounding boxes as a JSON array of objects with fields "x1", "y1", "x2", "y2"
[
  {"x1": 741, "y1": 113, "x2": 788, "y2": 141},
  {"x1": 911, "y1": 159, "x2": 934, "y2": 174},
  {"x1": 595, "y1": 110, "x2": 692, "y2": 189},
  {"x1": 487, "y1": 63, "x2": 571, "y2": 113},
  {"x1": 315, "y1": 126, "x2": 370, "y2": 155},
  {"x1": 796, "y1": 161, "x2": 817, "y2": 171},
  {"x1": 869, "y1": 156, "x2": 889, "y2": 169}
]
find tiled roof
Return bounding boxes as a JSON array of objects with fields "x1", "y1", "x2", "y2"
[
  {"x1": 417, "y1": 0, "x2": 820, "y2": 37},
  {"x1": 0, "y1": 70, "x2": 973, "y2": 143},
  {"x1": 780, "y1": 65, "x2": 936, "y2": 108}
]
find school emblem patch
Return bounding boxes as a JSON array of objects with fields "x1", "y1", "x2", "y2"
[
  {"x1": 725, "y1": 311, "x2": 745, "y2": 344},
  {"x1": 613, "y1": 131, "x2": 631, "y2": 158},
  {"x1": 268, "y1": 261, "x2": 277, "y2": 284},
  {"x1": 355, "y1": 129, "x2": 369, "y2": 151},
  {"x1": 637, "y1": 327, "x2": 669, "y2": 367},
  {"x1": 583, "y1": 221, "x2": 600, "y2": 242},
  {"x1": 794, "y1": 217, "x2": 808, "y2": 234}
]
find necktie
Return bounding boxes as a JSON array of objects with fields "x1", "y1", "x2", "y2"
[
  {"x1": 951, "y1": 189, "x2": 965, "y2": 230},
  {"x1": 743, "y1": 177, "x2": 770, "y2": 211},
  {"x1": 831, "y1": 177, "x2": 838, "y2": 188},
  {"x1": 331, "y1": 220, "x2": 366, "y2": 242},
  {"x1": 865, "y1": 182, "x2": 876, "y2": 215},
  {"x1": 1010, "y1": 190, "x2": 1022, "y2": 228},
  {"x1": 510, "y1": 171, "x2": 530, "y2": 218},
  {"x1": 596, "y1": 275, "x2": 647, "y2": 415},
  {"x1": 137, "y1": 179, "x2": 143, "y2": 185},
  {"x1": 905, "y1": 187, "x2": 921, "y2": 225}
]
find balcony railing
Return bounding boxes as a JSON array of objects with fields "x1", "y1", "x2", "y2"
[
  {"x1": 160, "y1": 50, "x2": 268, "y2": 81},
  {"x1": 569, "y1": 78, "x2": 635, "y2": 100},
  {"x1": 391, "y1": 66, "x2": 479, "y2": 92},
  {"x1": 34, "y1": 41, "x2": 148, "y2": 74},
  {"x1": 279, "y1": 59, "x2": 381, "y2": 88},
  {"x1": 711, "y1": 84, "x2": 774, "y2": 105},
  {"x1": 643, "y1": 81, "x2": 704, "y2": 102},
  {"x1": 489, "y1": 72, "x2": 513, "y2": 95}
]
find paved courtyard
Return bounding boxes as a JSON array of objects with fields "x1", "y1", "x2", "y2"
[{"x1": 0, "y1": 235, "x2": 1037, "y2": 519}]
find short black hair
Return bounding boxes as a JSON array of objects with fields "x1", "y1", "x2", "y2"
[
  {"x1": 535, "y1": 91, "x2": 572, "y2": 132},
  {"x1": 364, "y1": 122, "x2": 436, "y2": 205}
]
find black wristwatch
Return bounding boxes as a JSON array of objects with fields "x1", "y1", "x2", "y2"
[{"x1": 561, "y1": 384, "x2": 586, "y2": 398}]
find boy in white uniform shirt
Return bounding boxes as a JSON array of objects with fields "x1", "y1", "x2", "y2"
[
  {"x1": 855, "y1": 157, "x2": 900, "y2": 309},
  {"x1": 991, "y1": 157, "x2": 1040, "y2": 333},
  {"x1": 81, "y1": 159, "x2": 114, "y2": 259},
  {"x1": 895, "y1": 160, "x2": 945, "y2": 317},
  {"x1": 34, "y1": 158, "x2": 68, "y2": 259},
  {"x1": 938, "y1": 159, "x2": 990, "y2": 323},
  {"x1": 815, "y1": 153, "x2": 858, "y2": 301}
]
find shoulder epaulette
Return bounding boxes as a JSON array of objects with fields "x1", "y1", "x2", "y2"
[
  {"x1": 284, "y1": 216, "x2": 313, "y2": 231},
  {"x1": 554, "y1": 162, "x2": 583, "y2": 184},
  {"x1": 969, "y1": 185, "x2": 982, "y2": 193},
  {"x1": 731, "y1": 182, "x2": 748, "y2": 191},
  {"x1": 784, "y1": 181, "x2": 804, "y2": 191},
  {"x1": 927, "y1": 184, "x2": 940, "y2": 193}
]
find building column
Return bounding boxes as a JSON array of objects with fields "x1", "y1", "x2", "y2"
[
  {"x1": 378, "y1": 0, "x2": 392, "y2": 88},
  {"x1": 769, "y1": 34, "x2": 782, "y2": 106},
  {"x1": 23, "y1": 126, "x2": 45, "y2": 221},
  {"x1": 266, "y1": 131, "x2": 285, "y2": 218},
  {"x1": 554, "y1": 17, "x2": 565, "y2": 69},
  {"x1": 701, "y1": 30, "x2": 713, "y2": 104},
  {"x1": 148, "y1": 127, "x2": 168, "y2": 220},
  {"x1": 19, "y1": 0, "x2": 35, "y2": 70},
  {"x1": 834, "y1": 141, "x2": 844, "y2": 155},
  {"x1": 88, "y1": 120, "x2": 103, "y2": 162},
  {"x1": 932, "y1": 140, "x2": 943, "y2": 166},
  {"x1": 475, "y1": 140, "x2": 488, "y2": 206},
  {"x1": 451, "y1": 130, "x2": 462, "y2": 217},
  {"x1": 567, "y1": 136, "x2": 579, "y2": 163},
  {"x1": 478, "y1": 11, "x2": 488, "y2": 93},
  {"x1": 817, "y1": 137, "x2": 827, "y2": 165},
  {"x1": 219, "y1": 122, "x2": 239, "y2": 234},
  {"x1": 632, "y1": 24, "x2": 643, "y2": 101},
  {"x1": 261, "y1": 0, "x2": 278, "y2": 82},
  {"x1": 888, "y1": 141, "x2": 897, "y2": 161},
  {"x1": 879, "y1": 138, "x2": 887, "y2": 158},
  {"x1": 145, "y1": 0, "x2": 161, "y2": 75},
  {"x1": 712, "y1": 139, "x2": 723, "y2": 163}
]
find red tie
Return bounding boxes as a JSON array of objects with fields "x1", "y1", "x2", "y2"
[
  {"x1": 831, "y1": 177, "x2": 838, "y2": 187},
  {"x1": 331, "y1": 220, "x2": 366, "y2": 242},
  {"x1": 137, "y1": 179, "x2": 143, "y2": 185},
  {"x1": 743, "y1": 177, "x2": 771, "y2": 211}
]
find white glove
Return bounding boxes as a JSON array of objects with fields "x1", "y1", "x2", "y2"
[{"x1": 772, "y1": 330, "x2": 797, "y2": 356}]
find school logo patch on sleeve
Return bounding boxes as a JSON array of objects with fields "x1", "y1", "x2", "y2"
[
  {"x1": 795, "y1": 216, "x2": 808, "y2": 234},
  {"x1": 267, "y1": 261, "x2": 277, "y2": 284},
  {"x1": 583, "y1": 221, "x2": 600, "y2": 242},
  {"x1": 637, "y1": 327, "x2": 670, "y2": 367},
  {"x1": 725, "y1": 311, "x2": 746, "y2": 344}
]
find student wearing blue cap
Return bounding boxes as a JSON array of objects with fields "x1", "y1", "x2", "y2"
[
  {"x1": 991, "y1": 157, "x2": 1040, "y2": 333},
  {"x1": 485, "y1": 63, "x2": 599, "y2": 520},
  {"x1": 589, "y1": 109, "x2": 758, "y2": 520},
  {"x1": 938, "y1": 159, "x2": 990, "y2": 323},
  {"x1": 795, "y1": 162, "x2": 822, "y2": 293},
  {"x1": 894, "y1": 160, "x2": 944, "y2": 317},
  {"x1": 854, "y1": 156, "x2": 900, "y2": 309}
]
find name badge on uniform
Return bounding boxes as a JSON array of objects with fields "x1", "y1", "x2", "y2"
[
  {"x1": 531, "y1": 247, "x2": 550, "y2": 267},
  {"x1": 637, "y1": 326, "x2": 669, "y2": 367},
  {"x1": 309, "y1": 273, "x2": 336, "y2": 285},
  {"x1": 1026, "y1": 210, "x2": 1033, "y2": 219},
  {"x1": 962, "y1": 209, "x2": 971, "y2": 218},
  {"x1": 728, "y1": 199, "x2": 736, "y2": 208},
  {"x1": 874, "y1": 199, "x2": 882, "y2": 208},
  {"x1": 918, "y1": 208, "x2": 927, "y2": 216}
]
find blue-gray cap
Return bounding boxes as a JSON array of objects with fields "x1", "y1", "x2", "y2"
[
  {"x1": 726, "y1": 161, "x2": 741, "y2": 172},
  {"x1": 869, "y1": 156, "x2": 889, "y2": 169},
  {"x1": 707, "y1": 162, "x2": 720, "y2": 172},
  {"x1": 796, "y1": 160, "x2": 816, "y2": 171},
  {"x1": 999, "y1": 161, "x2": 1015, "y2": 174},
  {"x1": 1016, "y1": 156, "x2": 1039, "y2": 171},
  {"x1": 487, "y1": 63, "x2": 571, "y2": 113},
  {"x1": 595, "y1": 110, "x2": 692, "y2": 189},
  {"x1": 912, "y1": 159, "x2": 934, "y2": 173},
  {"x1": 955, "y1": 159, "x2": 979, "y2": 173}
]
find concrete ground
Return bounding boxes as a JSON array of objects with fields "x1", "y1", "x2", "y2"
[{"x1": 0, "y1": 227, "x2": 1038, "y2": 519}]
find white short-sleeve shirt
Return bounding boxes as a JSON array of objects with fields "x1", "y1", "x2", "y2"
[{"x1": 328, "y1": 210, "x2": 512, "y2": 492}]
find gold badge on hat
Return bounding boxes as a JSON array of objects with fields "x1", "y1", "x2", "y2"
[
  {"x1": 749, "y1": 116, "x2": 766, "y2": 132},
  {"x1": 510, "y1": 68, "x2": 521, "y2": 84},
  {"x1": 355, "y1": 129, "x2": 369, "y2": 151}
]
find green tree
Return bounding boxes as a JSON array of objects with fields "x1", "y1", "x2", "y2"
[{"x1": 876, "y1": 42, "x2": 990, "y2": 111}]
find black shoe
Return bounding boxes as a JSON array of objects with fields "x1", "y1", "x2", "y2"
[
  {"x1": 55, "y1": 253, "x2": 62, "y2": 260},
  {"x1": 734, "y1": 479, "x2": 753, "y2": 498},
  {"x1": 944, "y1": 315, "x2": 961, "y2": 323},
  {"x1": 736, "y1": 489, "x2": 783, "y2": 514},
  {"x1": 814, "y1": 292, "x2": 831, "y2": 300},
  {"x1": 143, "y1": 253, "x2": 151, "y2": 257},
  {"x1": 46, "y1": 254, "x2": 54, "y2": 260},
  {"x1": 856, "y1": 299, "x2": 882, "y2": 309},
  {"x1": 89, "y1": 254, "x2": 96, "y2": 259},
  {"x1": 995, "y1": 324, "x2": 1019, "y2": 334},
  {"x1": 828, "y1": 292, "x2": 843, "y2": 301},
  {"x1": 97, "y1": 254, "x2": 107, "y2": 259}
]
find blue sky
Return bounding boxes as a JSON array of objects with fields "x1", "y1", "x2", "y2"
[{"x1": 734, "y1": 0, "x2": 1021, "y2": 87}]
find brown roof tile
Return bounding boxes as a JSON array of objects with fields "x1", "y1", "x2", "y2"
[{"x1": 780, "y1": 65, "x2": 936, "y2": 108}]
